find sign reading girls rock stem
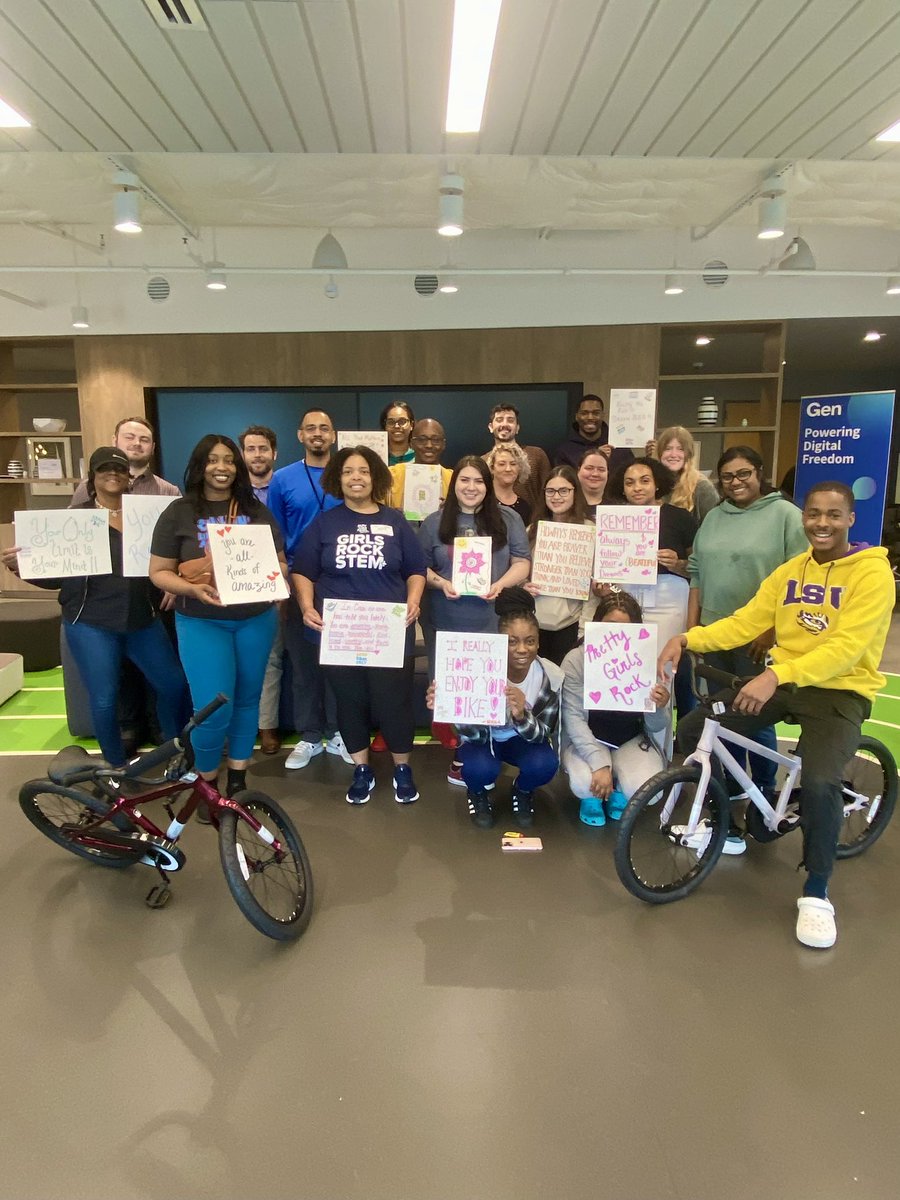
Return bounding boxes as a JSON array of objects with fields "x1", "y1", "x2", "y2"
[
  {"x1": 433, "y1": 630, "x2": 508, "y2": 726},
  {"x1": 206, "y1": 525, "x2": 289, "y2": 604},
  {"x1": 531, "y1": 521, "x2": 595, "y2": 600},
  {"x1": 14, "y1": 508, "x2": 112, "y2": 579},
  {"x1": 122, "y1": 494, "x2": 176, "y2": 577},
  {"x1": 319, "y1": 599, "x2": 407, "y2": 668},
  {"x1": 583, "y1": 622, "x2": 658, "y2": 713},
  {"x1": 608, "y1": 388, "x2": 657, "y2": 449},
  {"x1": 452, "y1": 536, "x2": 493, "y2": 597},
  {"x1": 594, "y1": 506, "x2": 659, "y2": 586}
]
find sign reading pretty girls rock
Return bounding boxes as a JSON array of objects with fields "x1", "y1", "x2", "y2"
[
  {"x1": 582, "y1": 622, "x2": 658, "y2": 712},
  {"x1": 794, "y1": 392, "x2": 895, "y2": 546}
]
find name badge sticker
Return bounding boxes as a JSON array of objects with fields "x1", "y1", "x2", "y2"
[{"x1": 370, "y1": 524, "x2": 394, "y2": 535}]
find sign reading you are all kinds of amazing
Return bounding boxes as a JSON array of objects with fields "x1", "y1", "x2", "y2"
[
  {"x1": 594, "y1": 506, "x2": 659, "y2": 586},
  {"x1": 14, "y1": 508, "x2": 112, "y2": 578},
  {"x1": 206, "y1": 525, "x2": 289, "y2": 604},
  {"x1": 582, "y1": 622, "x2": 658, "y2": 712},
  {"x1": 530, "y1": 521, "x2": 595, "y2": 600},
  {"x1": 433, "y1": 631, "x2": 508, "y2": 725}
]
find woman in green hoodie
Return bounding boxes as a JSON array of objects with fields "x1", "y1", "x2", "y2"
[{"x1": 687, "y1": 445, "x2": 807, "y2": 794}]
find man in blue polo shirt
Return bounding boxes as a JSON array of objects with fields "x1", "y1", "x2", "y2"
[{"x1": 268, "y1": 409, "x2": 350, "y2": 768}]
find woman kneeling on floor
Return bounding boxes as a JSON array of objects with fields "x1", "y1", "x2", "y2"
[
  {"x1": 561, "y1": 590, "x2": 671, "y2": 827},
  {"x1": 430, "y1": 586, "x2": 562, "y2": 830}
]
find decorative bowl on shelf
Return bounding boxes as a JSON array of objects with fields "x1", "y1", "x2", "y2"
[{"x1": 32, "y1": 417, "x2": 67, "y2": 433}]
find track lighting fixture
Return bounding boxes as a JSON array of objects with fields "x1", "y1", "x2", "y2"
[
  {"x1": 112, "y1": 169, "x2": 142, "y2": 234},
  {"x1": 71, "y1": 305, "x2": 90, "y2": 329},
  {"x1": 886, "y1": 277, "x2": 900, "y2": 295},
  {"x1": 205, "y1": 262, "x2": 227, "y2": 290},
  {"x1": 757, "y1": 175, "x2": 787, "y2": 240},
  {"x1": 438, "y1": 174, "x2": 464, "y2": 237},
  {"x1": 663, "y1": 274, "x2": 684, "y2": 295},
  {"x1": 312, "y1": 233, "x2": 348, "y2": 271}
]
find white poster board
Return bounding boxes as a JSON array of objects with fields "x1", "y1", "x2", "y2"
[
  {"x1": 122, "y1": 494, "x2": 176, "y2": 577},
  {"x1": 583, "y1": 622, "x2": 657, "y2": 712},
  {"x1": 608, "y1": 388, "x2": 657, "y2": 448},
  {"x1": 451, "y1": 536, "x2": 493, "y2": 597},
  {"x1": 403, "y1": 463, "x2": 442, "y2": 522},
  {"x1": 206, "y1": 524, "x2": 289, "y2": 604},
  {"x1": 433, "y1": 630, "x2": 508, "y2": 726},
  {"x1": 530, "y1": 521, "x2": 595, "y2": 600},
  {"x1": 14, "y1": 508, "x2": 112, "y2": 579},
  {"x1": 594, "y1": 506, "x2": 659, "y2": 586},
  {"x1": 336, "y1": 431, "x2": 389, "y2": 463},
  {"x1": 319, "y1": 599, "x2": 406, "y2": 667}
]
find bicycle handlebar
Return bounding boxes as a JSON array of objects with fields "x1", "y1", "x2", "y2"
[{"x1": 118, "y1": 694, "x2": 229, "y2": 780}]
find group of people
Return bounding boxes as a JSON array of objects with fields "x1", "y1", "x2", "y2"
[{"x1": 5, "y1": 394, "x2": 894, "y2": 949}]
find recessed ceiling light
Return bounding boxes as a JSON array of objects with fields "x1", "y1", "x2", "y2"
[
  {"x1": 863, "y1": 331, "x2": 884, "y2": 342},
  {"x1": 663, "y1": 274, "x2": 684, "y2": 295},
  {"x1": 886, "y1": 277, "x2": 900, "y2": 295},
  {"x1": 0, "y1": 97, "x2": 29, "y2": 127},
  {"x1": 445, "y1": 0, "x2": 503, "y2": 132},
  {"x1": 876, "y1": 119, "x2": 900, "y2": 142},
  {"x1": 695, "y1": 335, "x2": 712, "y2": 346}
]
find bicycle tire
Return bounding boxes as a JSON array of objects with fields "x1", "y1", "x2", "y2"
[
  {"x1": 614, "y1": 765, "x2": 731, "y2": 903},
  {"x1": 218, "y1": 791, "x2": 313, "y2": 941},
  {"x1": 19, "y1": 780, "x2": 140, "y2": 869},
  {"x1": 835, "y1": 736, "x2": 898, "y2": 859}
]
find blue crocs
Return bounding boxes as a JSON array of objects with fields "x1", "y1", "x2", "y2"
[
  {"x1": 579, "y1": 796, "x2": 606, "y2": 826},
  {"x1": 605, "y1": 789, "x2": 628, "y2": 821}
]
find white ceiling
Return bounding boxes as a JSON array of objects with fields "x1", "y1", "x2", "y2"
[{"x1": 1, "y1": 0, "x2": 900, "y2": 334}]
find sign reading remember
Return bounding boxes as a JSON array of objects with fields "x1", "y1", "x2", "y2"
[
  {"x1": 433, "y1": 630, "x2": 508, "y2": 726},
  {"x1": 206, "y1": 524, "x2": 289, "y2": 604},
  {"x1": 122, "y1": 494, "x2": 176, "y2": 577},
  {"x1": 594, "y1": 506, "x2": 659, "y2": 586},
  {"x1": 583, "y1": 622, "x2": 657, "y2": 713},
  {"x1": 319, "y1": 599, "x2": 407, "y2": 667},
  {"x1": 14, "y1": 508, "x2": 112, "y2": 579},
  {"x1": 531, "y1": 521, "x2": 594, "y2": 600}
]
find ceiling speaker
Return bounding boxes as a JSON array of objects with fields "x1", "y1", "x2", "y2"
[
  {"x1": 414, "y1": 274, "x2": 439, "y2": 296},
  {"x1": 702, "y1": 260, "x2": 728, "y2": 287},
  {"x1": 147, "y1": 276, "x2": 170, "y2": 302}
]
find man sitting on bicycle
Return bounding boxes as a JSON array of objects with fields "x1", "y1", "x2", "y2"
[{"x1": 659, "y1": 481, "x2": 895, "y2": 950}]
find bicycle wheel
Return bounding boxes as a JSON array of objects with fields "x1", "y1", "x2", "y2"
[
  {"x1": 614, "y1": 765, "x2": 731, "y2": 903},
  {"x1": 218, "y1": 791, "x2": 313, "y2": 941},
  {"x1": 835, "y1": 736, "x2": 898, "y2": 859},
  {"x1": 19, "y1": 780, "x2": 140, "y2": 869}
]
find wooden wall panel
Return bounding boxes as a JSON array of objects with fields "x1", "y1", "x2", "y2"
[{"x1": 74, "y1": 325, "x2": 661, "y2": 453}]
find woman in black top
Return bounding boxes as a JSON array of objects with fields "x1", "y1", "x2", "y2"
[{"x1": 3, "y1": 446, "x2": 190, "y2": 767}]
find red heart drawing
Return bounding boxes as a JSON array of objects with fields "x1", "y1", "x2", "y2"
[
  {"x1": 641, "y1": 568, "x2": 651, "y2": 575},
  {"x1": 638, "y1": 628, "x2": 650, "y2": 639},
  {"x1": 216, "y1": 527, "x2": 226, "y2": 537},
  {"x1": 589, "y1": 690, "x2": 602, "y2": 703},
  {"x1": 267, "y1": 571, "x2": 278, "y2": 581}
]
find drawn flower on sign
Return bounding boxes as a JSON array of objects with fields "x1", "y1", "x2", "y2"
[{"x1": 459, "y1": 550, "x2": 486, "y2": 575}]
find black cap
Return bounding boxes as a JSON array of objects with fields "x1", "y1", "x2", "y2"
[{"x1": 89, "y1": 446, "x2": 129, "y2": 474}]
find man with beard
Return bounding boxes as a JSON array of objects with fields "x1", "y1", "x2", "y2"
[
  {"x1": 554, "y1": 393, "x2": 634, "y2": 476},
  {"x1": 71, "y1": 415, "x2": 181, "y2": 504},
  {"x1": 239, "y1": 424, "x2": 277, "y2": 505},
  {"x1": 268, "y1": 410, "x2": 351, "y2": 769},
  {"x1": 483, "y1": 403, "x2": 550, "y2": 515}
]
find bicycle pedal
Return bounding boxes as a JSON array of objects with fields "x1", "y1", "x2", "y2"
[{"x1": 145, "y1": 885, "x2": 172, "y2": 909}]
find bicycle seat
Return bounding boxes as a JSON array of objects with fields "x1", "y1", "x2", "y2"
[{"x1": 48, "y1": 745, "x2": 109, "y2": 787}]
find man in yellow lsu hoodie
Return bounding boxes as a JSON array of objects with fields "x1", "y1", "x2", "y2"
[{"x1": 660, "y1": 482, "x2": 895, "y2": 951}]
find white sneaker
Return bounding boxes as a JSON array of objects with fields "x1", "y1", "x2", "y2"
[
  {"x1": 285, "y1": 740, "x2": 323, "y2": 770},
  {"x1": 324, "y1": 732, "x2": 353, "y2": 764},
  {"x1": 670, "y1": 820, "x2": 746, "y2": 856}
]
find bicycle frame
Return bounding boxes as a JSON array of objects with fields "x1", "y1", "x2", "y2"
[{"x1": 672, "y1": 715, "x2": 803, "y2": 836}]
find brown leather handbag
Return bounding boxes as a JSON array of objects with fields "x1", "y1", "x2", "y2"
[{"x1": 177, "y1": 499, "x2": 238, "y2": 587}]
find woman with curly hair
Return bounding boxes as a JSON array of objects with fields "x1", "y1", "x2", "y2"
[
  {"x1": 486, "y1": 442, "x2": 532, "y2": 526},
  {"x1": 149, "y1": 434, "x2": 286, "y2": 798},
  {"x1": 292, "y1": 444, "x2": 426, "y2": 806}
]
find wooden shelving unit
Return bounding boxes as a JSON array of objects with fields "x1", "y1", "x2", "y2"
[{"x1": 656, "y1": 321, "x2": 786, "y2": 480}]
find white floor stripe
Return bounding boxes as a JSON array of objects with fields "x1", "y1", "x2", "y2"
[
  {"x1": 21, "y1": 687, "x2": 64, "y2": 693},
  {"x1": 0, "y1": 714, "x2": 67, "y2": 720}
]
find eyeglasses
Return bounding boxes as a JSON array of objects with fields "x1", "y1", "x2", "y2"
[
  {"x1": 544, "y1": 486, "x2": 575, "y2": 497},
  {"x1": 385, "y1": 417, "x2": 410, "y2": 428},
  {"x1": 719, "y1": 468, "x2": 755, "y2": 484}
]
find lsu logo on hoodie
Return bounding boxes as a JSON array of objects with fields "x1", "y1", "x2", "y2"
[{"x1": 783, "y1": 578, "x2": 845, "y2": 636}]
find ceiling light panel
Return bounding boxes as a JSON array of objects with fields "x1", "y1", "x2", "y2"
[
  {"x1": 0, "y1": 97, "x2": 29, "y2": 127},
  {"x1": 445, "y1": 0, "x2": 503, "y2": 132}
]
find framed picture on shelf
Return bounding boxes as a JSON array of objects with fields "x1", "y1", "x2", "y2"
[{"x1": 26, "y1": 436, "x2": 74, "y2": 497}]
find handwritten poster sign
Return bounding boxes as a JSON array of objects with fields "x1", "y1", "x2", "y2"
[
  {"x1": 452, "y1": 536, "x2": 492, "y2": 597},
  {"x1": 531, "y1": 521, "x2": 595, "y2": 600},
  {"x1": 594, "y1": 506, "x2": 659, "y2": 586},
  {"x1": 319, "y1": 599, "x2": 406, "y2": 667},
  {"x1": 14, "y1": 508, "x2": 112, "y2": 579},
  {"x1": 122, "y1": 494, "x2": 176, "y2": 577},
  {"x1": 583, "y1": 622, "x2": 657, "y2": 713},
  {"x1": 403, "y1": 463, "x2": 442, "y2": 522},
  {"x1": 433, "y1": 631, "x2": 508, "y2": 726},
  {"x1": 609, "y1": 388, "x2": 657, "y2": 448},
  {"x1": 207, "y1": 524, "x2": 289, "y2": 605},
  {"x1": 337, "y1": 430, "x2": 389, "y2": 463}
]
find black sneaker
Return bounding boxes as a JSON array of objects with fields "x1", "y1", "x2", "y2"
[
  {"x1": 393, "y1": 764, "x2": 419, "y2": 805},
  {"x1": 467, "y1": 789, "x2": 494, "y2": 829},
  {"x1": 511, "y1": 787, "x2": 534, "y2": 828},
  {"x1": 346, "y1": 764, "x2": 375, "y2": 805}
]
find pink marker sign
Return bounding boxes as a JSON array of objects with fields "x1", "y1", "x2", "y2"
[
  {"x1": 433, "y1": 631, "x2": 508, "y2": 726},
  {"x1": 582, "y1": 622, "x2": 657, "y2": 712},
  {"x1": 594, "y1": 505, "x2": 659, "y2": 586}
]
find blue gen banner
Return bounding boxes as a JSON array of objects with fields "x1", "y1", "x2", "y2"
[{"x1": 794, "y1": 391, "x2": 895, "y2": 547}]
